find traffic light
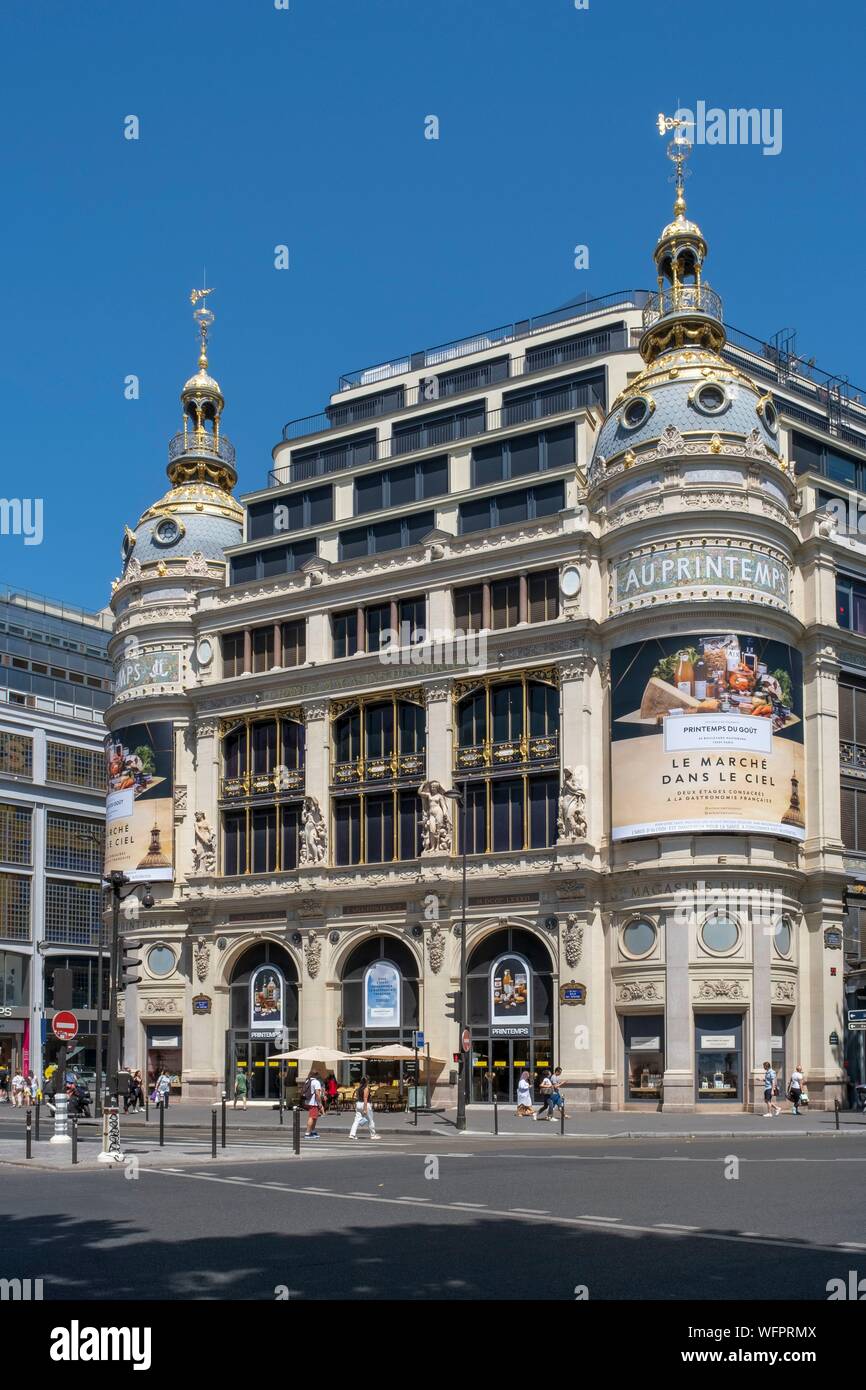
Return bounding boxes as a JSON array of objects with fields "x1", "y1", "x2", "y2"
[
  {"x1": 444, "y1": 989, "x2": 462, "y2": 1022},
  {"x1": 120, "y1": 940, "x2": 143, "y2": 988}
]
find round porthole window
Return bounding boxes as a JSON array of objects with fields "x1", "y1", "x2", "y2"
[
  {"x1": 773, "y1": 916, "x2": 793, "y2": 957},
  {"x1": 153, "y1": 517, "x2": 182, "y2": 547},
  {"x1": 622, "y1": 396, "x2": 653, "y2": 431},
  {"x1": 762, "y1": 399, "x2": 779, "y2": 434},
  {"x1": 622, "y1": 919, "x2": 657, "y2": 959},
  {"x1": 693, "y1": 383, "x2": 729, "y2": 415},
  {"x1": 147, "y1": 945, "x2": 176, "y2": 978},
  {"x1": 700, "y1": 915, "x2": 739, "y2": 954}
]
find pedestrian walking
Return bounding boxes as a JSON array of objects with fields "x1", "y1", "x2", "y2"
[
  {"x1": 548, "y1": 1066, "x2": 566, "y2": 1120},
  {"x1": 10, "y1": 1071, "x2": 25, "y2": 1108},
  {"x1": 535, "y1": 1070, "x2": 554, "y2": 1120},
  {"x1": 516, "y1": 1070, "x2": 534, "y2": 1117},
  {"x1": 349, "y1": 1075, "x2": 381, "y2": 1139},
  {"x1": 762, "y1": 1061, "x2": 780, "y2": 1117},
  {"x1": 303, "y1": 1070, "x2": 323, "y2": 1139},
  {"x1": 788, "y1": 1064, "x2": 805, "y2": 1116},
  {"x1": 156, "y1": 1070, "x2": 171, "y2": 1108},
  {"x1": 0, "y1": 1064, "x2": 8, "y2": 1103},
  {"x1": 22, "y1": 1071, "x2": 35, "y2": 1106},
  {"x1": 233, "y1": 1069, "x2": 248, "y2": 1111},
  {"x1": 325, "y1": 1072, "x2": 339, "y2": 1112}
]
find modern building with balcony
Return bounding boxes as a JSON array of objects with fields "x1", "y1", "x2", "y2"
[
  {"x1": 104, "y1": 136, "x2": 856, "y2": 1111},
  {"x1": 0, "y1": 584, "x2": 112, "y2": 1083}
]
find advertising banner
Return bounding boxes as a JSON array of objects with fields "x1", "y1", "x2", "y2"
[
  {"x1": 364, "y1": 961, "x2": 401, "y2": 1028},
  {"x1": 250, "y1": 966, "x2": 285, "y2": 1040},
  {"x1": 114, "y1": 649, "x2": 181, "y2": 699},
  {"x1": 611, "y1": 633, "x2": 804, "y2": 841},
  {"x1": 104, "y1": 721, "x2": 174, "y2": 881},
  {"x1": 491, "y1": 954, "x2": 531, "y2": 1037}
]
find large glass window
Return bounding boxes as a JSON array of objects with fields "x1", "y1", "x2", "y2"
[
  {"x1": 0, "y1": 950, "x2": 29, "y2": 1006},
  {"x1": 46, "y1": 743, "x2": 105, "y2": 791},
  {"x1": 44, "y1": 880, "x2": 102, "y2": 946},
  {"x1": 339, "y1": 511, "x2": 434, "y2": 560},
  {"x1": 354, "y1": 456, "x2": 448, "y2": 515},
  {"x1": 0, "y1": 732, "x2": 33, "y2": 779},
  {"x1": 0, "y1": 803, "x2": 32, "y2": 865},
  {"x1": 458, "y1": 483, "x2": 565, "y2": 535},
  {"x1": 0, "y1": 874, "x2": 31, "y2": 941},
  {"x1": 45, "y1": 814, "x2": 103, "y2": 874}
]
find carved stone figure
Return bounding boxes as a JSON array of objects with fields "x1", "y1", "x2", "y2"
[
  {"x1": 564, "y1": 914, "x2": 584, "y2": 967},
  {"x1": 193, "y1": 936, "x2": 210, "y2": 982},
  {"x1": 299, "y1": 797, "x2": 327, "y2": 865},
  {"x1": 192, "y1": 811, "x2": 215, "y2": 874},
  {"x1": 426, "y1": 924, "x2": 446, "y2": 974},
  {"x1": 305, "y1": 930, "x2": 322, "y2": 979},
  {"x1": 418, "y1": 780, "x2": 452, "y2": 854},
  {"x1": 558, "y1": 769, "x2": 587, "y2": 842}
]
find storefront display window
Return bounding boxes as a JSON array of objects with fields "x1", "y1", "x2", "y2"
[
  {"x1": 695, "y1": 1013, "x2": 743, "y2": 1101},
  {"x1": 623, "y1": 1014, "x2": 664, "y2": 1101}
]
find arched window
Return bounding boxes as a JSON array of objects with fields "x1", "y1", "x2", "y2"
[
  {"x1": 332, "y1": 693, "x2": 426, "y2": 865},
  {"x1": 465, "y1": 927, "x2": 555, "y2": 1105},
  {"x1": 228, "y1": 942, "x2": 299, "y2": 1103},
  {"x1": 219, "y1": 710, "x2": 305, "y2": 875},
  {"x1": 454, "y1": 673, "x2": 560, "y2": 854}
]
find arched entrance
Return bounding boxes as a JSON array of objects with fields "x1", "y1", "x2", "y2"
[
  {"x1": 467, "y1": 926, "x2": 554, "y2": 1103},
  {"x1": 340, "y1": 936, "x2": 420, "y2": 1089},
  {"x1": 226, "y1": 942, "x2": 299, "y2": 1101}
]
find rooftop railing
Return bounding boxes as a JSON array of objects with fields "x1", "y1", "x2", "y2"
[
  {"x1": 641, "y1": 283, "x2": 723, "y2": 327},
  {"x1": 168, "y1": 429, "x2": 236, "y2": 468}
]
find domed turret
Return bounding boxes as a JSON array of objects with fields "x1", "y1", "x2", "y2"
[
  {"x1": 118, "y1": 288, "x2": 244, "y2": 580},
  {"x1": 588, "y1": 117, "x2": 784, "y2": 482}
]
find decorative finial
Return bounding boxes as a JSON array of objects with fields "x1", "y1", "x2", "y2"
[
  {"x1": 657, "y1": 112, "x2": 692, "y2": 219},
  {"x1": 190, "y1": 286, "x2": 215, "y2": 371}
]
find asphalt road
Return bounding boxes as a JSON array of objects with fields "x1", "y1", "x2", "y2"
[{"x1": 3, "y1": 1135, "x2": 865, "y2": 1301}]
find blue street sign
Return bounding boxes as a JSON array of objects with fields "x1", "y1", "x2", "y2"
[
  {"x1": 849, "y1": 1010, "x2": 866, "y2": 1022},
  {"x1": 414, "y1": 1031, "x2": 425, "y2": 1049}
]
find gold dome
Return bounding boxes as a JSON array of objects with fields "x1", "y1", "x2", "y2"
[{"x1": 182, "y1": 368, "x2": 224, "y2": 402}]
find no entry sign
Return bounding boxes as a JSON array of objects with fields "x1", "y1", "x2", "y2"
[{"x1": 52, "y1": 1011, "x2": 79, "y2": 1042}]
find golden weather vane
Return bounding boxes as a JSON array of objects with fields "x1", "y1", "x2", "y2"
[
  {"x1": 657, "y1": 111, "x2": 693, "y2": 217},
  {"x1": 190, "y1": 285, "x2": 215, "y2": 370}
]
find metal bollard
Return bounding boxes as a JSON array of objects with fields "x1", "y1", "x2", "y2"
[
  {"x1": 159, "y1": 1100, "x2": 165, "y2": 1147},
  {"x1": 145, "y1": 1092, "x2": 149, "y2": 1123},
  {"x1": 560, "y1": 1103, "x2": 565, "y2": 1136},
  {"x1": 221, "y1": 1092, "x2": 227, "y2": 1149},
  {"x1": 211, "y1": 1107, "x2": 218, "y2": 1159},
  {"x1": 835, "y1": 1098, "x2": 841, "y2": 1131},
  {"x1": 35, "y1": 1098, "x2": 40, "y2": 1143},
  {"x1": 493, "y1": 1099, "x2": 499, "y2": 1136},
  {"x1": 279, "y1": 1095, "x2": 284, "y2": 1126},
  {"x1": 72, "y1": 1115, "x2": 78, "y2": 1165},
  {"x1": 25, "y1": 1108, "x2": 32, "y2": 1159},
  {"x1": 293, "y1": 1104, "x2": 301, "y2": 1156}
]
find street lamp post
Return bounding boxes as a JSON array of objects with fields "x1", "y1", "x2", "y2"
[
  {"x1": 446, "y1": 783, "x2": 470, "y2": 1132},
  {"x1": 104, "y1": 871, "x2": 153, "y2": 1108}
]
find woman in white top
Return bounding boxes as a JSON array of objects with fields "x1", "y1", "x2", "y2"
[
  {"x1": 516, "y1": 1070, "x2": 534, "y2": 1116},
  {"x1": 788, "y1": 1065, "x2": 805, "y2": 1116},
  {"x1": 10, "y1": 1072, "x2": 25, "y2": 1108}
]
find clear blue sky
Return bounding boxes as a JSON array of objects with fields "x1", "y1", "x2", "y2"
[{"x1": 0, "y1": 0, "x2": 863, "y2": 609}]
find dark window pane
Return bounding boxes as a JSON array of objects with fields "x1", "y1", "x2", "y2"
[
  {"x1": 281, "y1": 620, "x2": 306, "y2": 667},
  {"x1": 529, "y1": 774, "x2": 558, "y2": 847},
  {"x1": 533, "y1": 481, "x2": 565, "y2": 517},
  {"x1": 545, "y1": 423, "x2": 575, "y2": 470},
  {"x1": 308, "y1": 486, "x2": 333, "y2": 525},
  {"x1": 528, "y1": 570, "x2": 559, "y2": 623},
  {"x1": 827, "y1": 450, "x2": 857, "y2": 486},
  {"x1": 355, "y1": 472, "x2": 385, "y2": 515},
  {"x1": 223, "y1": 811, "x2": 247, "y2": 875},
  {"x1": 389, "y1": 461, "x2": 417, "y2": 508},
  {"x1": 405, "y1": 510, "x2": 434, "y2": 546},
  {"x1": 281, "y1": 718, "x2": 304, "y2": 770},
  {"x1": 492, "y1": 682, "x2": 523, "y2": 741},
  {"x1": 365, "y1": 702, "x2": 394, "y2": 758},
  {"x1": 459, "y1": 498, "x2": 494, "y2": 534},
  {"x1": 509, "y1": 433, "x2": 540, "y2": 478},
  {"x1": 463, "y1": 781, "x2": 487, "y2": 854},
  {"x1": 252, "y1": 808, "x2": 277, "y2": 873},
  {"x1": 333, "y1": 611, "x2": 358, "y2": 659},
  {"x1": 398, "y1": 790, "x2": 421, "y2": 859},
  {"x1": 498, "y1": 489, "x2": 529, "y2": 528},
  {"x1": 365, "y1": 793, "x2": 394, "y2": 864},
  {"x1": 371, "y1": 518, "x2": 401, "y2": 554},
  {"x1": 252, "y1": 627, "x2": 274, "y2": 673},
  {"x1": 335, "y1": 711, "x2": 360, "y2": 763},
  {"x1": 251, "y1": 721, "x2": 277, "y2": 775},
  {"x1": 838, "y1": 586, "x2": 852, "y2": 629},
  {"x1": 528, "y1": 680, "x2": 559, "y2": 737},
  {"x1": 474, "y1": 442, "x2": 504, "y2": 486},
  {"x1": 224, "y1": 727, "x2": 246, "y2": 779},
  {"x1": 458, "y1": 689, "x2": 486, "y2": 746},
  {"x1": 491, "y1": 578, "x2": 520, "y2": 629},
  {"x1": 366, "y1": 604, "x2": 391, "y2": 651},
  {"x1": 230, "y1": 553, "x2": 258, "y2": 586},
  {"x1": 454, "y1": 585, "x2": 483, "y2": 633},
  {"x1": 221, "y1": 632, "x2": 244, "y2": 678},
  {"x1": 398, "y1": 701, "x2": 425, "y2": 755},
  {"x1": 340, "y1": 526, "x2": 370, "y2": 561},
  {"x1": 420, "y1": 455, "x2": 449, "y2": 499},
  {"x1": 335, "y1": 799, "x2": 361, "y2": 865},
  {"x1": 492, "y1": 779, "x2": 523, "y2": 851},
  {"x1": 399, "y1": 597, "x2": 425, "y2": 642},
  {"x1": 261, "y1": 546, "x2": 290, "y2": 579},
  {"x1": 281, "y1": 803, "x2": 300, "y2": 870}
]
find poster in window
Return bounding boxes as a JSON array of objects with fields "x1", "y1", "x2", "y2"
[
  {"x1": 364, "y1": 961, "x2": 401, "y2": 1028},
  {"x1": 250, "y1": 965, "x2": 285, "y2": 1039},
  {"x1": 491, "y1": 954, "x2": 531, "y2": 1035},
  {"x1": 611, "y1": 634, "x2": 804, "y2": 841},
  {"x1": 104, "y1": 720, "x2": 174, "y2": 882}
]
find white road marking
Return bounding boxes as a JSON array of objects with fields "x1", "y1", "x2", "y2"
[
  {"x1": 654, "y1": 1222, "x2": 700, "y2": 1231},
  {"x1": 838, "y1": 1241, "x2": 866, "y2": 1249},
  {"x1": 397, "y1": 1196, "x2": 431, "y2": 1203},
  {"x1": 579, "y1": 1215, "x2": 620, "y2": 1223},
  {"x1": 512, "y1": 1207, "x2": 549, "y2": 1215},
  {"x1": 450, "y1": 1201, "x2": 486, "y2": 1208}
]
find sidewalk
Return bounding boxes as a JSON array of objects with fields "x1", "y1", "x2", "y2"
[{"x1": 62, "y1": 1101, "x2": 866, "y2": 1140}]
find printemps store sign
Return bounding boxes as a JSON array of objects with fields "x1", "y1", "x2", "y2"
[{"x1": 613, "y1": 544, "x2": 789, "y2": 610}]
